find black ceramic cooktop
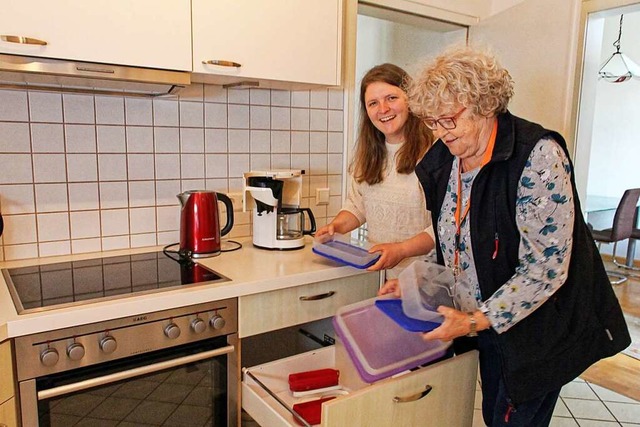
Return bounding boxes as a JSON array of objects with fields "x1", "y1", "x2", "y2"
[{"x1": 2, "y1": 251, "x2": 228, "y2": 314}]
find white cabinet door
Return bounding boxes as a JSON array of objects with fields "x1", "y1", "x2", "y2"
[
  {"x1": 0, "y1": 0, "x2": 191, "y2": 71},
  {"x1": 192, "y1": 0, "x2": 342, "y2": 87}
]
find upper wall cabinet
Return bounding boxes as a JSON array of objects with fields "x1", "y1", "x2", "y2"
[
  {"x1": 192, "y1": 0, "x2": 343, "y2": 88},
  {"x1": 0, "y1": 0, "x2": 192, "y2": 71}
]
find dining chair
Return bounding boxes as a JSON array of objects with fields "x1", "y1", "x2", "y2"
[{"x1": 589, "y1": 188, "x2": 640, "y2": 285}]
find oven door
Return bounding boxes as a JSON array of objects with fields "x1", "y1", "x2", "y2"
[{"x1": 18, "y1": 336, "x2": 238, "y2": 427}]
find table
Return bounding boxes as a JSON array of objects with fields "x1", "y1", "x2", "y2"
[{"x1": 585, "y1": 194, "x2": 639, "y2": 267}]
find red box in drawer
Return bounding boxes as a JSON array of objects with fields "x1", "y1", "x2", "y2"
[
  {"x1": 292, "y1": 396, "x2": 336, "y2": 426},
  {"x1": 288, "y1": 368, "x2": 340, "y2": 392}
]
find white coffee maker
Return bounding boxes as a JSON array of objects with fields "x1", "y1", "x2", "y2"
[{"x1": 244, "y1": 169, "x2": 316, "y2": 250}]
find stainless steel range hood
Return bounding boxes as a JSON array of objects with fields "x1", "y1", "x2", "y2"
[{"x1": 0, "y1": 53, "x2": 191, "y2": 97}]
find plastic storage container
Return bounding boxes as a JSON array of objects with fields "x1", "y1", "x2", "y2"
[
  {"x1": 312, "y1": 233, "x2": 380, "y2": 269},
  {"x1": 332, "y1": 297, "x2": 450, "y2": 383},
  {"x1": 399, "y1": 261, "x2": 455, "y2": 321}
]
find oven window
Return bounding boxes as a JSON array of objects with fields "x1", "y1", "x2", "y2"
[{"x1": 35, "y1": 338, "x2": 228, "y2": 427}]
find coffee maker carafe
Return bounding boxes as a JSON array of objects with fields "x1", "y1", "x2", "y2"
[{"x1": 244, "y1": 170, "x2": 316, "y2": 250}]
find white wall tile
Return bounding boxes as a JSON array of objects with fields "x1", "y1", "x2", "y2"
[
  {"x1": 250, "y1": 105, "x2": 271, "y2": 129},
  {"x1": 97, "y1": 126, "x2": 126, "y2": 153},
  {"x1": 328, "y1": 88, "x2": 344, "y2": 109},
  {"x1": 182, "y1": 179, "x2": 205, "y2": 191},
  {"x1": 204, "y1": 85, "x2": 227, "y2": 103},
  {"x1": 228, "y1": 104, "x2": 249, "y2": 129},
  {"x1": 271, "y1": 90, "x2": 291, "y2": 107},
  {"x1": 125, "y1": 98, "x2": 153, "y2": 126},
  {"x1": 154, "y1": 127, "x2": 180, "y2": 152},
  {"x1": 328, "y1": 132, "x2": 344, "y2": 153},
  {"x1": 205, "y1": 178, "x2": 229, "y2": 192},
  {"x1": 205, "y1": 129, "x2": 227, "y2": 153},
  {"x1": 291, "y1": 131, "x2": 310, "y2": 153},
  {"x1": 250, "y1": 154, "x2": 271, "y2": 170},
  {"x1": 153, "y1": 99, "x2": 179, "y2": 126},
  {"x1": 291, "y1": 91, "x2": 310, "y2": 108},
  {"x1": 95, "y1": 96, "x2": 125, "y2": 125},
  {"x1": 271, "y1": 131, "x2": 291, "y2": 153},
  {"x1": 39, "y1": 241, "x2": 71, "y2": 257},
  {"x1": 0, "y1": 90, "x2": 28, "y2": 121},
  {"x1": 328, "y1": 154, "x2": 343, "y2": 174},
  {"x1": 228, "y1": 129, "x2": 250, "y2": 153},
  {"x1": 310, "y1": 89, "x2": 328, "y2": 109},
  {"x1": 128, "y1": 181, "x2": 155, "y2": 207},
  {"x1": 228, "y1": 154, "x2": 249, "y2": 178},
  {"x1": 37, "y1": 212, "x2": 70, "y2": 241},
  {"x1": 99, "y1": 182, "x2": 128, "y2": 209},
  {"x1": 33, "y1": 154, "x2": 66, "y2": 183},
  {"x1": 2, "y1": 214, "x2": 37, "y2": 244},
  {"x1": 126, "y1": 126, "x2": 153, "y2": 152},
  {"x1": 98, "y1": 154, "x2": 127, "y2": 181},
  {"x1": 310, "y1": 154, "x2": 328, "y2": 175},
  {"x1": 291, "y1": 154, "x2": 309, "y2": 172},
  {"x1": 228, "y1": 89, "x2": 250, "y2": 104},
  {"x1": 310, "y1": 110, "x2": 328, "y2": 132},
  {"x1": 127, "y1": 154, "x2": 155, "y2": 180},
  {"x1": 35, "y1": 184, "x2": 68, "y2": 212},
  {"x1": 157, "y1": 230, "x2": 179, "y2": 245},
  {"x1": 180, "y1": 101, "x2": 204, "y2": 127},
  {"x1": 181, "y1": 154, "x2": 205, "y2": 179},
  {"x1": 68, "y1": 183, "x2": 99, "y2": 210},
  {"x1": 4, "y1": 243, "x2": 38, "y2": 260},
  {"x1": 271, "y1": 154, "x2": 291, "y2": 169},
  {"x1": 328, "y1": 110, "x2": 343, "y2": 132},
  {"x1": 0, "y1": 154, "x2": 33, "y2": 184},
  {"x1": 310, "y1": 132, "x2": 328, "y2": 153},
  {"x1": 0, "y1": 184, "x2": 35, "y2": 214},
  {"x1": 205, "y1": 103, "x2": 228, "y2": 128},
  {"x1": 101, "y1": 209, "x2": 130, "y2": 236},
  {"x1": 72, "y1": 238, "x2": 101, "y2": 254},
  {"x1": 63, "y1": 94, "x2": 95, "y2": 124},
  {"x1": 291, "y1": 108, "x2": 310, "y2": 131},
  {"x1": 67, "y1": 154, "x2": 98, "y2": 182},
  {"x1": 250, "y1": 130, "x2": 270, "y2": 153},
  {"x1": 130, "y1": 233, "x2": 157, "y2": 248},
  {"x1": 70, "y1": 210, "x2": 100, "y2": 238},
  {"x1": 180, "y1": 128, "x2": 205, "y2": 153},
  {"x1": 65, "y1": 125, "x2": 97, "y2": 153},
  {"x1": 156, "y1": 180, "x2": 181, "y2": 206},
  {"x1": 101, "y1": 235, "x2": 129, "y2": 251},
  {"x1": 206, "y1": 154, "x2": 229, "y2": 178},
  {"x1": 0, "y1": 123, "x2": 30, "y2": 152},
  {"x1": 271, "y1": 107, "x2": 291, "y2": 130},
  {"x1": 250, "y1": 89, "x2": 270, "y2": 105},
  {"x1": 28, "y1": 92, "x2": 63, "y2": 122},
  {"x1": 328, "y1": 195, "x2": 342, "y2": 216},
  {"x1": 156, "y1": 205, "x2": 179, "y2": 231},
  {"x1": 155, "y1": 154, "x2": 180, "y2": 180},
  {"x1": 130, "y1": 207, "x2": 156, "y2": 233},
  {"x1": 31, "y1": 123, "x2": 64, "y2": 152}
]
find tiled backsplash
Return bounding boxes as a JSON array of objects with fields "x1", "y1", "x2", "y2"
[{"x1": 0, "y1": 84, "x2": 345, "y2": 261}]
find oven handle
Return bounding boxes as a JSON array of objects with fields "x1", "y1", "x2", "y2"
[{"x1": 37, "y1": 344, "x2": 235, "y2": 400}]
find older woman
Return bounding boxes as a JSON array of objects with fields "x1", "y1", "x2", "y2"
[{"x1": 381, "y1": 47, "x2": 630, "y2": 426}]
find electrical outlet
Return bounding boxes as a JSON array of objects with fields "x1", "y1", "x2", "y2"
[
  {"x1": 227, "y1": 192, "x2": 244, "y2": 211},
  {"x1": 315, "y1": 188, "x2": 330, "y2": 205}
]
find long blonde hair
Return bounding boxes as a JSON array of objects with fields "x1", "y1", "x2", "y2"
[{"x1": 352, "y1": 63, "x2": 434, "y2": 185}]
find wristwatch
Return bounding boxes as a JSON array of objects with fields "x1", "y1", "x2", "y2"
[{"x1": 467, "y1": 312, "x2": 478, "y2": 337}]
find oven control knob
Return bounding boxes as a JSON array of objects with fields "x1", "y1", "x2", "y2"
[
  {"x1": 191, "y1": 318, "x2": 207, "y2": 334},
  {"x1": 67, "y1": 343, "x2": 85, "y2": 361},
  {"x1": 210, "y1": 315, "x2": 226, "y2": 330},
  {"x1": 164, "y1": 323, "x2": 181, "y2": 339},
  {"x1": 100, "y1": 336, "x2": 118, "y2": 354},
  {"x1": 40, "y1": 348, "x2": 59, "y2": 367}
]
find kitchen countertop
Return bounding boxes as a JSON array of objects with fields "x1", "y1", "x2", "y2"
[{"x1": 0, "y1": 237, "x2": 375, "y2": 342}]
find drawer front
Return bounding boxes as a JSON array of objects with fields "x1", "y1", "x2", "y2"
[
  {"x1": 0, "y1": 397, "x2": 18, "y2": 427},
  {"x1": 0, "y1": 341, "x2": 14, "y2": 404},
  {"x1": 239, "y1": 273, "x2": 379, "y2": 337}
]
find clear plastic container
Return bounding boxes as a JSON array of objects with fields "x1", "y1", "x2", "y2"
[
  {"x1": 312, "y1": 233, "x2": 380, "y2": 269},
  {"x1": 399, "y1": 261, "x2": 456, "y2": 321}
]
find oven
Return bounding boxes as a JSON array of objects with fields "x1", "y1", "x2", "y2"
[{"x1": 2, "y1": 251, "x2": 238, "y2": 427}]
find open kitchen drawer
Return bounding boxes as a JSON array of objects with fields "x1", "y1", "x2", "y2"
[{"x1": 242, "y1": 341, "x2": 478, "y2": 426}]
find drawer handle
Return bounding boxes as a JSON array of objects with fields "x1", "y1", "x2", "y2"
[
  {"x1": 299, "y1": 291, "x2": 336, "y2": 301},
  {"x1": 1, "y1": 35, "x2": 48, "y2": 45},
  {"x1": 202, "y1": 59, "x2": 242, "y2": 68},
  {"x1": 393, "y1": 385, "x2": 433, "y2": 403}
]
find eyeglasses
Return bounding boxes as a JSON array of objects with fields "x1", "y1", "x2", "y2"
[{"x1": 423, "y1": 107, "x2": 467, "y2": 131}]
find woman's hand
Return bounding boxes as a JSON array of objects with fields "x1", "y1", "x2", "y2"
[
  {"x1": 422, "y1": 307, "x2": 489, "y2": 342},
  {"x1": 367, "y1": 242, "x2": 406, "y2": 271},
  {"x1": 378, "y1": 279, "x2": 401, "y2": 297},
  {"x1": 315, "y1": 223, "x2": 335, "y2": 242}
]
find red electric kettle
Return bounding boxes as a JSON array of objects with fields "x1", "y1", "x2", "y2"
[{"x1": 177, "y1": 190, "x2": 234, "y2": 258}]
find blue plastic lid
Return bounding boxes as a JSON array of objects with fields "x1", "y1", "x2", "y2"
[
  {"x1": 312, "y1": 240, "x2": 380, "y2": 269},
  {"x1": 374, "y1": 299, "x2": 442, "y2": 332}
]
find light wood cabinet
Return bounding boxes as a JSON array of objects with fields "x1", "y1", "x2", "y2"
[
  {"x1": 191, "y1": 0, "x2": 343, "y2": 88},
  {"x1": 239, "y1": 273, "x2": 379, "y2": 337},
  {"x1": 0, "y1": 341, "x2": 17, "y2": 427},
  {"x1": 0, "y1": 0, "x2": 191, "y2": 71},
  {"x1": 243, "y1": 344, "x2": 479, "y2": 427}
]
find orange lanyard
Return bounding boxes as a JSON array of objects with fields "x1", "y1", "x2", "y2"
[{"x1": 452, "y1": 120, "x2": 498, "y2": 278}]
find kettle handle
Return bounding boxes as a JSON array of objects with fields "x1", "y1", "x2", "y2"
[
  {"x1": 301, "y1": 208, "x2": 316, "y2": 235},
  {"x1": 216, "y1": 193, "x2": 234, "y2": 237}
]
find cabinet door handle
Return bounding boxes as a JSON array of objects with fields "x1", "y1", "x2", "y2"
[
  {"x1": 299, "y1": 291, "x2": 335, "y2": 301},
  {"x1": 393, "y1": 385, "x2": 433, "y2": 403},
  {"x1": 1, "y1": 35, "x2": 48, "y2": 45},
  {"x1": 202, "y1": 59, "x2": 242, "y2": 68}
]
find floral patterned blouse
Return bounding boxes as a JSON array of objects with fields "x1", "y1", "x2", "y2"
[{"x1": 437, "y1": 137, "x2": 575, "y2": 333}]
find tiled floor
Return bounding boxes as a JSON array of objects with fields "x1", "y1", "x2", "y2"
[{"x1": 471, "y1": 376, "x2": 640, "y2": 427}]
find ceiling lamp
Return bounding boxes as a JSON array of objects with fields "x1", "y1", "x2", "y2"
[{"x1": 598, "y1": 15, "x2": 640, "y2": 83}]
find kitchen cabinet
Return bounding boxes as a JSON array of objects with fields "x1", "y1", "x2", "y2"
[
  {"x1": 0, "y1": 0, "x2": 191, "y2": 71},
  {"x1": 191, "y1": 0, "x2": 343, "y2": 88},
  {"x1": 243, "y1": 343, "x2": 478, "y2": 426},
  {"x1": 0, "y1": 341, "x2": 17, "y2": 427},
  {"x1": 239, "y1": 272, "x2": 379, "y2": 337}
]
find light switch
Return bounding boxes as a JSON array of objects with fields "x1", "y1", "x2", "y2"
[{"x1": 316, "y1": 188, "x2": 330, "y2": 205}]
